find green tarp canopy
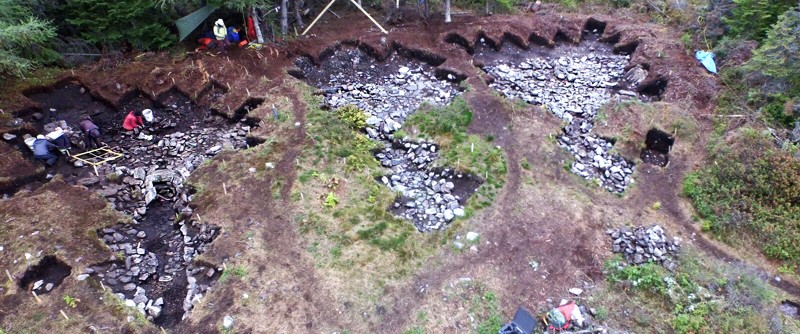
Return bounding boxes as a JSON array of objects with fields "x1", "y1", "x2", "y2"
[{"x1": 176, "y1": 4, "x2": 218, "y2": 42}]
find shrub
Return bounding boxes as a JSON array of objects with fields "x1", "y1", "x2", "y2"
[
  {"x1": 64, "y1": 0, "x2": 174, "y2": 51},
  {"x1": 683, "y1": 129, "x2": 800, "y2": 261},
  {"x1": 0, "y1": 0, "x2": 57, "y2": 78},
  {"x1": 337, "y1": 105, "x2": 367, "y2": 129},
  {"x1": 745, "y1": 9, "x2": 800, "y2": 98},
  {"x1": 723, "y1": 0, "x2": 796, "y2": 42}
]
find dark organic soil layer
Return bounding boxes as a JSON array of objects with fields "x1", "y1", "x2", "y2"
[{"x1": 19, "y1": 255, "x2": 72, "y2": 295}]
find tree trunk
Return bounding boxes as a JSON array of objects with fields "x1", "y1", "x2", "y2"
[
  {"x1": 485, "y1": 0, "x2": 489, "y2": 15},
  {"x1": 280, "y1": 0, "x2": 289, "y2": 35},
  {"x1": 294, "y1": 0, "x2": 305, "y2": 28},
  {"x1": 251, "y1": 7, "x2": 265, "y2": 43},
  {"x1": 444, "y1": 0, "x2": 451, "y2": 22}
]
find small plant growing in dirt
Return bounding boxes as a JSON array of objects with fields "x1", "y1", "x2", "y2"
[
  {"x1": 651, "y1": 201, "x2": 662, "y2": 210},
  {"x1": 337, "y1": 105, "x2": 367, "y2": 129},
  {"x1": 64, "y1": 294, "x2": 79, "y2": 308},
  {"x1": 520, "y1": 157, "x2": 532, "y2": 170},
  {"x1": 232, "y1": 266, "x2": 247, "y2": 278},
  {"x1": 324, "y1": 192, "x2": 338, "y2": 208}
]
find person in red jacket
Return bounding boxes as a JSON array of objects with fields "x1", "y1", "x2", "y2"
[{"x1": 123, "y1": 110, "x2": 144, "y2": 131}]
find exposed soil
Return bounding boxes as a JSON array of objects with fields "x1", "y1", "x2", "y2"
[
  {"x1": 19, "y1": 255, "x2": 73, "y2": 295},
  {"x1": 782, "y1": 300, "x2": 800, "y2": 320},
  {"x1": 641, "y1": 128, "x2": 674, "y2": 167}
]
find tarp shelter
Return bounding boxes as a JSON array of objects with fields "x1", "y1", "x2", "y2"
[{"x1": 176, "y1": 4, "x2": 218, "y2": 42}]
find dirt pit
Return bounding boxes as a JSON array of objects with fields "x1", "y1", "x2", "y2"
[
  {"x1": 90, "y1": 194, "x2": 221, "y2": 327},
  {"x1": 640, "y1": 128, "x2": 674, "y2": 167},
  {"x1": 296, "y1": 47, "x2": 481, "y2": 231},
  {"x1": 19, "y1": 255, "x2": 72, "y2": 295},
  {"x1": 782, "y1": 300, "x2": 800, "y2": 320},
  {"x1": 10, "y1": 81, "x2": 254, "y2": 327}
]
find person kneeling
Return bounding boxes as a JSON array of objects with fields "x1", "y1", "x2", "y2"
[
  {"x1": 46, "y1": 127, "x2": 71, "y2": 154},
  {"x1": 33, "y1": 135, "x2": 58, "y2": 166}
]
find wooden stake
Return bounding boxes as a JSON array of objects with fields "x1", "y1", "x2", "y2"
[
  {"x1": 246, "y1": 88, "x2": 250, "y2": 97},
  {"x1": 100, "y1": 281, "x2": 106, "y2": 291},
  {"x1": 223, "y1": 183, "x2": 228, "y2": 195},
  {"x1": 300, "y1": 192, "x2": 304, "y2": 201},
  {"x1": 60, "y1": 309, "x2": 69, "y2": 320},
  {"x1": 5, "y1": 269, "x2": 12, "y2": 281},
  {"x1": 32, "y1": 291, "x2": 42, "y2": 303}
]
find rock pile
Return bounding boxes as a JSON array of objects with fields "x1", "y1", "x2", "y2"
[
  {"x1": 606, "y1": 225, "x2": 682, "y2": 270},
  {"x1": 86, "y1": 121, "x2": 249, "y2": 218},
  {"x1": 483, "y1": 39, "x2": 637, "y2": 193},
  {"x1": 71, "y1": 99, "x2": 251, "y2": 324},
  {"x1": 90, "y1": 191, "x2": 219, "y2": 321},
  {"x1": 298, "y1": 49, "x2": 479, "y2": 231}
]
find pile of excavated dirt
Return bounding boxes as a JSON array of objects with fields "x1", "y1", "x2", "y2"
[{"x1": 296, "y1": 48, "x2": 481, "y2": 231}]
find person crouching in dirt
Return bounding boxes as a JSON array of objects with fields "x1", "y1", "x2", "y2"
[
  {"x1": 80, "y1": 116, "x2": 102, "y2": 149},
  {"x1": 213, "y1": 19, "x2": 230, "y2": 53},
  {"x1": 123, "y1": 109, "x2": 145, "y2": 133},
  {"x1": 33, "y1": 134, "x2": 59, "y2": 166},
  {"x1": 46, "y1": 126, "x2": 71, "y2": 154}
]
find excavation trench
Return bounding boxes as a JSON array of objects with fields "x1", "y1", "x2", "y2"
[
  {"x1": 295, "y1": 47, "x2": 481, "y2": 231},
  {"x1": 471, "y1": 32, "x2": 640, "y2": 193},
  {"x1": 9, "y1": 82, "x2": 256, "y2": 326}
]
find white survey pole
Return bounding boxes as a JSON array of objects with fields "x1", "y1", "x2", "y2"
[{"x1": 302, "y1": 0, "x2": 337, "y2": 35}]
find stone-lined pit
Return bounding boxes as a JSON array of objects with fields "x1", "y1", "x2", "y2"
[
  {"x1": 10, "y1": 83, "x2": 255, "y2": 326},
  {"x1": 296, "y1": 47, "x2": 481, "y2": 231},
  {"x1": 19, "y1": 255, "x2": 72, "y2": 295},
  {"x1": 469, "y1": 32, "x2": 638, "y2": 193}
]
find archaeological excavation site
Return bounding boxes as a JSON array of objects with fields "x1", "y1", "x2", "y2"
[{"x1": 2, "y1": 1, "x2": 800, "y2": 333}]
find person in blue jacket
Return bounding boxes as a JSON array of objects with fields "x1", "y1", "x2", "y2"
[
  {"x1": 227, "y1": 26, "x2": 241, "y2": 43},
  {"x1": 33, "y1": 134, "x2": 58, "y2": 166}
]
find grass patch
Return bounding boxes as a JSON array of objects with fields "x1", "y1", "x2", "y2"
[
  {"x1": 219, "y1": 265, "x2": 248, "y2": 283},
  {"x1": 405, "y1": 97, "x2": 508, "y2": 216}
]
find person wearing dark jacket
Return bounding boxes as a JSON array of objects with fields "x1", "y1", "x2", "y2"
[
  {"x1": 33, "y1": 135, "x2": 58, "y2": 166},
  {"x1": 46, "y1": 127, "x2": 71, "y2": 152},
  {"x1": 80, "y1": 116, "x2": 102, "y2": 149}
]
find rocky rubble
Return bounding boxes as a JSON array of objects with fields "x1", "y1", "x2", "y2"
[
  {"x1": 483, "y1": 39, "x2": 637, "y2": 193},
  {"x1": 299, "y1": 49, "x2": 478, "y2": 232},
  {"x1": 89, "y1": 190, "x2": 219, "y2": 321},
  {"x1": 74, "y1": 100, "x2": 250, "y2": 324},
  {"x1": 606, "y1": 225, "x2": 682, "y2": 270}
]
